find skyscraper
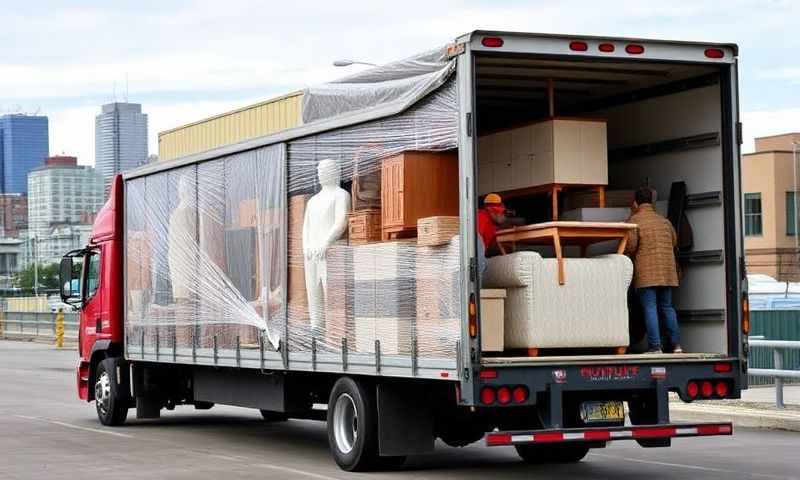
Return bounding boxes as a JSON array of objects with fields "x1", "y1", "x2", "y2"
[
  {"x1": 0, "y1": 114, "x2": 49, "y2": 195},
  {"x1": 95, "y1": 102, "x2": 148, "y2": 188},
  {"x1": 27, "y1": 155, "x2": 105, "y2": 262}
]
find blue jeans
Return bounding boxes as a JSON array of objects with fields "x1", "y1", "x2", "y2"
[{"x1": 637, "y1": 287, "x2": 680, "y2": 350}]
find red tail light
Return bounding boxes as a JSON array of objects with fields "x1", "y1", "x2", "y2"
[
  {"x1": 715, "y1": 381, "x2": 730, "y2": 398},
  {"x1": 512, "y1": 386, "x2": 529, "y2": 404},
  {"x1": 569, "y1": 41, "x2": 588, "y2": 52},
  {"x1": 714, "y1": 362, "x2": 733, "y2": 373},
  {"x1": 482, "y1": 37, "x2": 504, "y2": 48},
  {"x1": 598, "y1": 43, "x2": 615, "y2": 53},
  {"x1": 625, "y1": 44, "x2": 645, "y2": 55},
  {"x1": 479, "y1": 369, "x2": 498, "y2": 380},
  {"x1": 480, "y1": 387, "x2": 496, "y2": 405},
  {"x1": 687, "y1": 381, "x2": 699, "y2": 399},
  {"x1": 701, "y1": 381, "x2": 714, "y2": 398},
  {"x1": 497, "y1": 386, "x2": 512, "y2": 405},
  {"x1": 705, "y1": 48, "x2": 724, "y2": 59}
]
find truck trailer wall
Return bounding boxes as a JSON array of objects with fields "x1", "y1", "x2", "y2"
[
  {"x1": 125, "y1": 81, "x2": 462, "y2": 378},
  {"x1": 599, "y1": 83, "x2": 728, "y2": 354}
]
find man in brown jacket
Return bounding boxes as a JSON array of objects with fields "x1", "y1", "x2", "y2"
[{"x1": 625, "y1": 187, "x2": 682, "y2": 354}]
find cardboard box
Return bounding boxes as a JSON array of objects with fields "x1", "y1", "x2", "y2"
[
  {"x1": 480, "y1": 289, "x2": 506, "y2": 352},
  {"x1": 416, "y1": 236, "x2": 460, "y2": 356},
  {"x1": 417, "y1": 216, "x2": 459, "y2": 247},
  {"x1": 352, "y1": 240, "x2": 416, "y2": 355}
]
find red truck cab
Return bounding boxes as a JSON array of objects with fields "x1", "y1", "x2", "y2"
[{"x1": 62, "y1": 175, "x2": 125, "y2": 402}]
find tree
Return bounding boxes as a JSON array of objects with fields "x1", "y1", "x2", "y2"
[{"x1": 14, "y1": 263, "x2": 61, "y2": 291}]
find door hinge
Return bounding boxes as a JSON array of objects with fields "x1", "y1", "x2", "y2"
[
  {"x1": 466, "y1": 112, "x2": 473, "y2": 137},
  {"x1": 736, "y1": 122, "x2": 743, "y2": 145}
]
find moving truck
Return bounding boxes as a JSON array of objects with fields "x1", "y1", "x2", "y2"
[{"x1": 60, "y1": 30, "x2": 746, "y2": 472}]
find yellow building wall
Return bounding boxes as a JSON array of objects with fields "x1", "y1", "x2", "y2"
[{"x1": 158, "y1": 91, "x2": 303, "y2": 161}]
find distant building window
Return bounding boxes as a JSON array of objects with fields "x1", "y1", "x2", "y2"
[
  {"x1": 788, "y1": 192, "x2": 799, "y2": 236},
  {"x1": 745, "y1": 193, "x2": 762, "y2": 236}
]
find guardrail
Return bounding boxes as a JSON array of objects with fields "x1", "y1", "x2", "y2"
[
  {"x1": 0, "y1": 310, "x2": 79, "y2": 341},
  {"x1": 749, "y1": 338, "x2": 800, "y2": 409}
]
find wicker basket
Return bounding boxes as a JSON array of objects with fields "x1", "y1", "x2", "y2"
[{"x1": 417, "y1": 216, "x2": 459, "y2": 247}]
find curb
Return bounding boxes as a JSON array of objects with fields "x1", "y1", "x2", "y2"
[{"x1": 670, "y1": 403, "x2": 800, "y2": 432}]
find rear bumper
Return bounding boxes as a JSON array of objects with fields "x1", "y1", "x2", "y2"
[{"x1": 485, "y1": 422, "x2": 733, "y2": 446}]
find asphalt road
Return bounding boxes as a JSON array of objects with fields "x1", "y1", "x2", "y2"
[{"x1": 1, "y1": 340, "x2": 797, "y2": 480}]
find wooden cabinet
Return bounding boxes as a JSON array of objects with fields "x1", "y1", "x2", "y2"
[
  {"x1": 477, "y1": 118, "x2": 607, "y2": 195},
  {"x1": 380, "y1": 151, "x2": 459, "y2": 240}
]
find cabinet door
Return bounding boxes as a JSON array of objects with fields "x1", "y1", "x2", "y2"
[
  {"x1": 492, "y1": 131, "x2": 513, "y2": 191},
  {"x1": 381, "y1": 157, "x2": 405, "y2": 228},
  {"x1": 579, "y1": 121, "x2": 608, "y2": 185},
  {"x1": 552, "y1": 120, "x2": 582, "y2": 184},
  {"x1": 510, "y1": 126, "x2": 533, "y2": 189},
  {"x1": 531, "y1": 121, "x2": 555, "y2": 186}
]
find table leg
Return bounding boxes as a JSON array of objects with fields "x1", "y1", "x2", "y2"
[
  {"x1": 498, "y1": 241, "x2": 508, "y2": 255},
  {"x1": 616, "y1": 233, "x2": 629, "y2": 254},
  {"x1": 551, "y1": 186, "x2": 559, "y2": 221},
  {"x1": 553, "y1": 231, "x2": 565, "y2": 285},
  {"x1": 597, "y1": 185, "x2": 606, "y2": 208}
]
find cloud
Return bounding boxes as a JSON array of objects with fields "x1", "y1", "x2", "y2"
[{"x1": 3, "y1": 0, "x2": 799, "y2": 165}]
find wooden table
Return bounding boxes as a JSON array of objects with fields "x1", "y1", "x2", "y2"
[
  {"x1": 498, "y1": 183, "x2": 607, "y2": 221},
  {"x1": 495, "y1": 221, "x2": 637, "y2": 285}
]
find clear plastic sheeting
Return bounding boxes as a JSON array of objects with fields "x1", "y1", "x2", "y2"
[
  {"x1": 302, "y1": 47, "x2": 455, "y2": 124},
  {"x1": 126, "y1": 144, "x2": 286, "y2": 352},
  {"x1": 125, "y1": 79, "x2": 462, "y2": 370},
  {"x1": 287, "y1": 81, "x2": 462, "y2": 359}
]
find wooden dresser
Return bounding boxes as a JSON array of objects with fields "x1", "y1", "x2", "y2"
[{"x1": 380, "y1": 151, "x2": 459, "y2": 240}]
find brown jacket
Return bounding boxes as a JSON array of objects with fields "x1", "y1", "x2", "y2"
[{"x1": 625, "y1": 203, "x2": 679, "y2": 289}]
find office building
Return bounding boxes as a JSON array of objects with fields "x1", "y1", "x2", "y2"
[
  {"x1": 27, "y1": 156, "x2": 105, "y2": 244},
  {"x1": 0, "y1": 114, "x2": 49, "y2": 194},
  {"x1": 95, "y1": 102, "x2": 148, "y2": 187},
  {"x1": 743, "y1": 132, "x2": 800, "y2": 280},
  {"x1": 0, "y1": 193, "x2": 28, "y2": 238}
]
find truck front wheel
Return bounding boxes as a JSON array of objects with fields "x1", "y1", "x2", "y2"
[
  {"x1": 515, "y1": 443, "x2": 589, "y2": 464},
  {"x1": 95, "y1": 357, "x2": 129, "y2": 426},
  {"x1": 327, "y1": 377, "x2": 380, "y2": 471}
]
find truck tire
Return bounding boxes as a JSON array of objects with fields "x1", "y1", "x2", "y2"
[
  {"x1": 260, "y1": 410, "x2": 288, "y2": 422},
  {"x1": 95, "y1": 357, "x2": 129, "y2": 426},
  {"x1": 515, "y1": 443, "x2": 589, "y2": 464},
  {"x1": 327, "y1": 377, "x2": 381, "y2": 471}
]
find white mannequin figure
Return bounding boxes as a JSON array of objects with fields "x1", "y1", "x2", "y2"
[
  {"x1": 169, "y1": 176, "x2": 196, "y2": 301},
  {"x1": 302, "y1": 159, "x2": 351, "y2": 336}
]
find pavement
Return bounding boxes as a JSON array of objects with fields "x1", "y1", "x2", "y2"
[
  {"x1": 671, "y1": 385, "x2": 800, "y2": 431},
  {"x1": 1, "y1": 339, "x2": 799, "y2": 480}
]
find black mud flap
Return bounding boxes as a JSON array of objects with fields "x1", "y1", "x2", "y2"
[{"x1": 377, "y1": 382, "x2": 435, "y2": 456}]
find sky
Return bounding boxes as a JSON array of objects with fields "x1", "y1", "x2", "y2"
[{"x1": 1, "y1": 0, "x2": 798, "y2": 165}]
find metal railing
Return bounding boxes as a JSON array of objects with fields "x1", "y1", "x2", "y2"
[
  {"x1": 0, "y1": 311, "x2": 79, "y2": 340},
  {"x1": 749, "y1": 338, "x2": 800, "y2": 408}
]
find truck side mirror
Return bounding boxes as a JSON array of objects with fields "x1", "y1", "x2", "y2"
[{"x1": 60, "y1": 256, "x2": 74, "y2": 301}]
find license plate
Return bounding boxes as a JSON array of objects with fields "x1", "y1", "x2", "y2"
[{"x1": 580, "y1": 401, "x2": 624, "y2": 423}]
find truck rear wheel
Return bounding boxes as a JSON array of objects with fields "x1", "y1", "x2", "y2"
[
  {"x1": 95, "y1": 357, "x2": 129, "y2": 426},
  {"x1": 327, "y1": 377, "x2": 381, "y2": 471},
  {"x1": 515, "y1": 443, "x2": 589, "y2": 464}
]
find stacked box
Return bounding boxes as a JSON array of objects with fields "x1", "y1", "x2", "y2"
[
  {"x1": 417, "y1": 216, "x2": 459, "y2": 247},
  {"x1": 416, "y1": 236, "x2": 461, "y2": 357},
  {"x1": 325, "y1": 242, "x2": 354, "y2": 351},
  {"x1": 353, "y1": 240, "x2": 416, "y2": 355},
  {"x1": 287, "y1": 194, "x2": 310, "y2": 349}
]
